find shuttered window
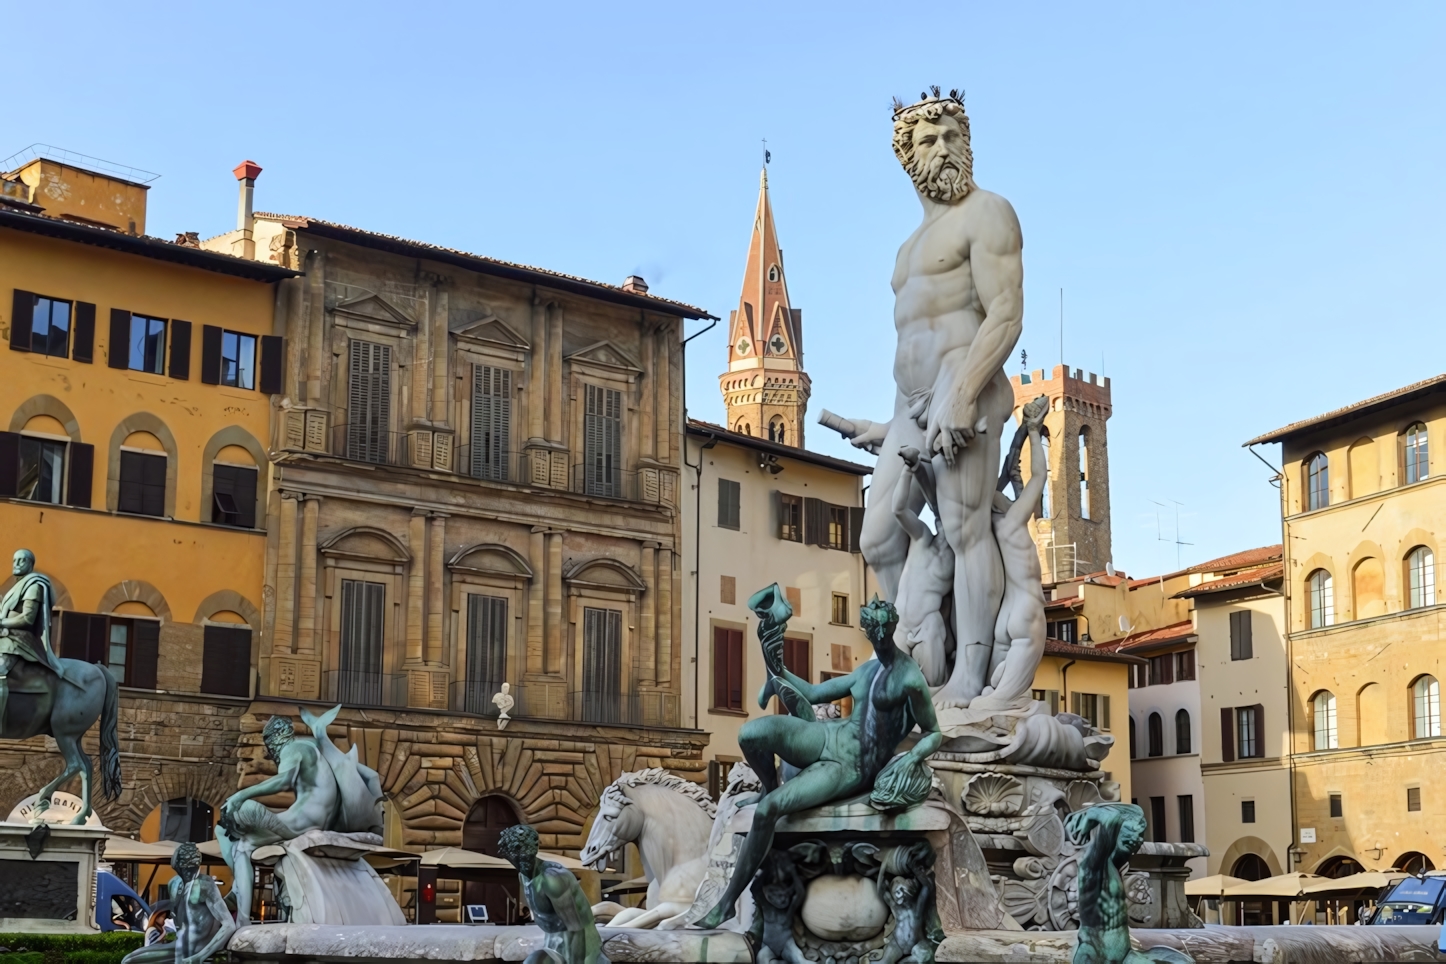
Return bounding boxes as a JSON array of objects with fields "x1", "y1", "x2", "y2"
[
  {"x1": 338, "y1": 579, "x2": 386, "y2": 705},
  {"x1": 712, "y1": 626, "x2": 743, "y2": 711},
  {"x1": 346, "y1": 340, "x2": 392, "y2": 463},
  {"x1": 201, "y1": 625, "x2": 252, "y2": 697},
  {"x1": 718, "y1": 478, "x2": 740, "y2": 529},
  {"x1": 10, "y1": 291, "x2": 72, "y2": 358},
  {"x1": 471, "y1": 365, "x2": 512, "y2": 481},
  {"x1": 464, "y1": 594, "x2": 508, "y2": 714},
  {"x1": 1229, "y1": 610, "x2": 1253, "y2": 660},
  {"x1": 802, "y1": 497, "x2": 862, "y2": 552},
  {"x1": 583, "y1": 384, "x2": 622, "y2": 497},
  {"x1": 76, "y1": 614, "x2": 159, "y2": 689},
  {"x1": 212, "y1": 464, "x2": 258, "y2": 528},
  {"x1": 582, "y1": 606, "x2": 622, "y2": 722},
  {"x1": 118, "y1": 450, "x2": 166, "y2": 517},
  {"x1": 777, "y1": 493, "x2": 802, "y2": 541}
]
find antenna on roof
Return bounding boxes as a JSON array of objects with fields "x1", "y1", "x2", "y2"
[{"x1": 1152, "y1": 499, "x2": 1194, "y2": 569}]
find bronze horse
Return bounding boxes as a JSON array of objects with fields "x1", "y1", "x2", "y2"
[{"x1": 2, "y1": 658, "x2": 121, "y2": 823}]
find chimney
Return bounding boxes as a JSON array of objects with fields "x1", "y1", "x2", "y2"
[
  {"x1": 232, "y1": 160, "x2": 262, "y2": 260},
  {"x1": 621, "y1": 275, "x2": 648, "y2": 295}
]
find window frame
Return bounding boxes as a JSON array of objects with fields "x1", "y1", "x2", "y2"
[
  {"x1": 1241, "y1": 799, "x2": 1256, "y2": 823},
  {"x1": 830, "y1": 593, "x2": 850, "y2": 626},
  {"x1": 1175, "y1": 708, "x2": 1192, "y2": 754},
  {"x1": 778, "y1": 492, "x2": 803, "y2": 542},
  {"x1": 1407, "y1": 546, "x2": 1436, "y2": 609},
  {"x1": 28, "y1": 294, "x2": 72, "y2": 358},
  {"x1": 218, "y1": 329, "x2": 258, "y2": 389},
  {"x1": 1229, "y1": 609, "x2": 1253, "y2": 660},
  {"x1": 717, "y1": 477, "x2": 741, "y2": 530},
  {"x1": 129, "y1": 314, "x2": 168, "y2": 374},
  {"x1": 1147, "y1": 712, "x2": 1163, "y2": 757},
  {"x1": 117, "y1": 448, "x2": 167, "y2": 518},
  {"x1": 1313, "y1": 690, "x2": 1338, "y2": 750},
  {"x1": 16, "y1": 434, "x2": 67, "y2": 504},
  {"x1": 1412, "y1": 675, "x2": 1441, "y2": 739},
  {"x1": 1235, "y1": 705, "x2": 1258, "y2": 759},
  {"x1": 1304, "y1": 452, "x2": 1329, "y2": 511},
  {"x1": 1329, "y1": 793, "x2": 1343, "y2": 818},
  {"x1": 1307, "y1": 569, "x2": 1334, "y2": 628},
  {"x1": 211, "y1": 461, "x2": 258, "y2": 529},
  {"x1": 712, "y1": 625, "x2": 744, "y2": 711},
  {"x1": 1403, "y1": 422, "x2": 1429, "y2": 485}
]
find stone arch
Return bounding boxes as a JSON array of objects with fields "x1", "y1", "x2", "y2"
[
  {"x1": 1217, "y1": 835, "x2": 1283, "y2": 879},
  {"x1": 1350, "y1": 553, "x2": 1386, "y2": 620},
  {"x1": 0, "y1": 571, "x2": 73, "y2": 610},
  {"x1": 97, "y1": 580, "x2": 173, "y2": 624},
  {"x1": 107, "y1": 412, "x2": 179, "y2": 517},
  {"x1": 319, "y1": 525, "x2": 411, "y2": 564},
  {"x1": 9, "y1": 394, "x2": 82, "y2": 442},
  {"x1": 1356, "y1": 681, "x2": 1387, "y2": 746},
  {"x1": 107, "y1": 763, "x2": 239, "y2": 834},
  {"x1": 199, "y1": 426, "x2": 269, "y2": 526},
  {"x1": 192, "y1": 589, "x2": 262, "y2": 630},
  {"x1": 562, "y1": 556, "x2": 647, "y2": 596},
  {"x1": 448, "y1": 543, "x2": 533, "y2": 579}
]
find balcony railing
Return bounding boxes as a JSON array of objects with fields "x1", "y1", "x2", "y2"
[
  {"x1": 330, "y1": 423, "x2": 410, "y2": 467},
  {"x1": 452, "y1": 445, "x2": 526, "y2": 485},
  {"x1": 325, "y1": 670, "x2": 409, "y2": 708}
]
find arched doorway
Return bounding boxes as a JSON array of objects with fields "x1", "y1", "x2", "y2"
[
  {"x1": 462, "y1": 795, "x2": 523, "y2": 923},
  {"x1": 1395, "y1": 851, "x2": 1435, "y2": 874},
  {"x1": 1315, "y1": 856, "x2": 1367, "y2": 924},
  {"x1": 1231, "y1": 854, "x2": 1272, "y2": 926},
  {"x1": 1317, "y1": 855, "x2": 1365, "y2": 878}
]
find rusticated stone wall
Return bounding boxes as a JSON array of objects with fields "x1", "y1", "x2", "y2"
[{"x1": 237, "y1": 700, "x2": 710, "y2": 852}]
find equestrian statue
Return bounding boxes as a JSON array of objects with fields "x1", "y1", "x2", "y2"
[{"x1": 0, "y1": 548, "x2": 121, "y2": 824}]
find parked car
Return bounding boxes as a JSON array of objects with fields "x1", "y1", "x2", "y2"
[
  {"x1": 98, "y1": 871, "x2": 149, "y2": 932},
  {"x1": 1367, "y1": 874, "x2": 1446, "y2": 925}
]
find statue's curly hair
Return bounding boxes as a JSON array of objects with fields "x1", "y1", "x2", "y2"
[
  {"x1": 172, "y1": 841, "x2": 203, "y2": 880},
  {"x1": 262, "y1": 715, "x2": 295, "y2": 763},
  {"x1": 498, "y1": 824, "x2": 540, "y2": 864}
]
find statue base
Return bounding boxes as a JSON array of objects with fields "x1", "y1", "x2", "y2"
[
  {"x1": 0, "y1": 822, "x2": 110, "y2": 933},
  {"x1": 250, "y1": 830, "x2": 405, "y2": 926}
]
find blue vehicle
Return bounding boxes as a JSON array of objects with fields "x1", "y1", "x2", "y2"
[
  {"x1": 97, "y1": 871, "x2": 149, "y2": 932},
  {"x1": 1368, "y1": 874, "x2": 1446, "y2": 925}
]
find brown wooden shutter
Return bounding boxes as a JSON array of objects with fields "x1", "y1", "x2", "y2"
[
  {"x1": 58, "y1": 611, "x2": 90, "y2": 659},
  {"x1": 783, "y1": 637, "x2": 810, "y2": 681},
  {"x1": 713, "y1": 626, "x2": 728, "y2": 709},
  {"x1": 71, "y1": 301, "x2": 95, "y2": 363},
  {"x1": 1160, "y1": 653, "x2": 1175, "y2": 685},
  {"x1": 1250, "y1": 704, "x2": 1265, "y2": 758},
  {"x1": 1220, "y1": 707, "x2": 1235, "y2": 762},
  {"x1": 10, "y1": 289, "x2": 34, "y2": 352},
  {"x1": 85, "y1": 614, "x2": 108, "y2": 665},
  {"x1": 0, "y1": 431, "x2": 18, "y2": 497},
  {"x1": 108, "y1": 309, "x2": 131, "y2": 368},
  {"x1": 129, "y1": 619, "x2": 160, "y2": 689},
  {"x1": 201, "y1": 625, "x2": 252, "y2": 697},
  {"x1": 849, "y1": 506, "x2": 865, "y2": 553},
  {"x1": 804, "y1": 497, "x2": 825, "y2": 546},
  {"x1": 259, "y1": 335, "x2": 284, "y2": 394},
  {"x1": 200, "y1": 325, "x2": 223, "y2": 384},
  {"x1": 66, "y1": 443, "x2": 93, "y2": 508},
  {"x1": 167, "y1": 319, "x2": 191, "y2": 379}
]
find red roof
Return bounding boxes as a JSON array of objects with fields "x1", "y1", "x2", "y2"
[
  {"x1": 1097, "y1": 620, "x2": 1197, "y2": 654},
  {"x1": 1174, "y1": 563, "x2": 1284, "y2": 599},
  {"x1": 1042, "y1": 638, "x2": 1144, "y2": 664},
  {"x1": 1245, "y1": 374, "x2": 1446, "y2": 445},
  {"x1": 1186, "y1": 545, "x2": 1283, "y2": 575}
]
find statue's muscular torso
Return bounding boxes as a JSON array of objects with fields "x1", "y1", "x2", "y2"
[{"x1": 890, "y1": 188, "x2": 1018, "y2": 400}]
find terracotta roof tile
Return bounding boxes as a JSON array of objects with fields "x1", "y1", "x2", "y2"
[
  {"x1": 1095, "y1": 620, "x2": 1197, "y2": 654},
  {"x1": 687, "y1": 419, "x2": 873, "y2": 476},
  {"x1": 1186, "y1": 545, "x2": 1283, "y2": 575},
  {"x1": 1174, "y1": 563, "x2": 1284, "y2": 599},
  {"x1": 1245, "y1": 375, "x2": 1446, "y2": 446},
  {"x1": 1043, "y1": 638, "x2": 1144, "y2": 664}
]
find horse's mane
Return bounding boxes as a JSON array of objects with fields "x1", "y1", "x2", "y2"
[{"x1": 604, "y1": 767, "x2": 717, "y2": 818}]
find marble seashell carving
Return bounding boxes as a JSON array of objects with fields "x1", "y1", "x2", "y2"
[{"x1": 962, "y1": 772, "x2": 1025, "y2": 816}]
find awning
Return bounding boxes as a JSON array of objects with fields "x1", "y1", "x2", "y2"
[
  {"x1": 1185, "y1": 874, "x2": 1247, "y2": 897},
  {"x1": 603, "y1": 876, "x2": 651, "y2": 895},
  {"x1": 1222, "y1": 873, "x2": 1327, "y2": 898},
  {"x1": 419, "y1": 847, "x2": 512, "y2": 870},
  {"x1": 103, "y1": 836, "x2": 178, "y2": 863},
  {"x1": 1302, "y1": 871, "x2": 1408, "y2": 896}
]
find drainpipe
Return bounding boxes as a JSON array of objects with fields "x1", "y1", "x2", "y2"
[
  {"x1": 680, "y1": 314, "x2": 718, "y2": 729},
  {"x1": 1060, "y1": 659, "x2": 1076, "y2": 711},
  {"x1": 232, "y1": 160, "x2": 262, "y2": 260}
]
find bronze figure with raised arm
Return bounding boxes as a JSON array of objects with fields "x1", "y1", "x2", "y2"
[{"x1": 697, "y1": 586, "x2": 941, "y2": 928}]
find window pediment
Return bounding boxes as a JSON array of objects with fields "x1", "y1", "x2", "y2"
[
  {"x1": 320, "y1": 526, "x2": 410, "y2": 563},
  {"x1": 448, "y1": 543, "x2": 533, "y2": 579},
  {"x1": 566, "y1": 340, "x2": 642, "y2": 380},
  {"x1": 562, "y1": 556, "x2": 646, "y2": 595},
  {"x1": 332, "y1": 293, "x2": 416, "y2": 329}
]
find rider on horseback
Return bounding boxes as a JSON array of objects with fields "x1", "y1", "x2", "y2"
[{"x1": 0, "y1": 549, "x2": 71, "y2": 726}]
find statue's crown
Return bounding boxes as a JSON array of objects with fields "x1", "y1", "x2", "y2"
[{"x1": 892, "y1": 86, "x2": 965, "y2": 119}]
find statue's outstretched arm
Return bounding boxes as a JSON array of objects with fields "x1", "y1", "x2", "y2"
[
  {"x1": 1005, "y1": 426, "x2": 1047, "y2": 529},
  {"x1": 224, "y1": 759, "x2": 298, "y2": 811}
]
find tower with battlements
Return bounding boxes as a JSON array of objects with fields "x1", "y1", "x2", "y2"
[
  {"x1": 1010, "y1": 365, "x2": 1113, "y2": 582},
  {"x1": 719, "y1": 169, "x2": 810, "y2": 447}
]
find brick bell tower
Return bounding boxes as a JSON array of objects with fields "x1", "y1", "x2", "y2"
[
  {"x1": 1010, "y1": 365, "x2": 1113, "y2": 582},
  {"x1": 719, "y1": 167, "x2": 810, "y2": 447}
]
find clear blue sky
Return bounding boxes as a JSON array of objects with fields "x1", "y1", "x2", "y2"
[{"x1": 12, "y1": 2, "x2": 1443, "y2": 576}]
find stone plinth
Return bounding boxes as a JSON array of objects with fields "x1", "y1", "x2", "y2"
[
  {"x1": 229, "y1": 924, "x2": 752, "y2": 963},
  {"x1": 0, "y1": 822, "x2": 110, "y2": 933},
  {"x1": 1129, "y1": 842, "x2": 1210, "y2": 929}
]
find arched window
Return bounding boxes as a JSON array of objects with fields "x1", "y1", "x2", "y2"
[
  {"x1": 1395, "y1": 852, "x2": 1435, "y2": 874},
  {"x1": 1038, "y1": 428, "x2": 1051, "y2": 520},
  {"x1": 1307, "y1": 569, "x2": 1334, "y2": 628},
  {"x1": 211, "y1": 444, "x2": 258, "y2": 529},
  {"x1": 1352, "y1": 556, "x2": 1385, "y2": 619},
  {"x1": 1147, "y1": 711, "x2": 1163, "y2": 757},
  {"x1": 1403, "y1": 422, "x2": 1429, "y2": 484},
  {"x1": 1412, "y1": 675, "x2": 1441, "y2": 739},
  {"x1": 1078, "y1": 427, "x2": 1091, "y2": 520},
  {"x1": 768, "y1": 418, "x2": 786, "y2": 445},
  {"x1": 15, "y1": 415, "x2": 71, "y2": 505},
  {"x1": 768, "y1": 264, "x2": 780, "y2": 283},
  {"x1": 1312, "y1": 690, "x2": 1338, "y2": 749},
  {"x1": 119, "y1": 431, "x2": 168, "y2": 518},
  {"x1": 1304, "y1": 452, "x2": 1329, "y2": 511},
  {"x1": 1407, "y1": 546, "x2": 1436, "y2": 609},
  {"x1": 1129, "y1": 715, "x2": 1137, "y2": 759},
  {"x1": 1175, "y1": 708, "x2": 1192, "y2": 754}
]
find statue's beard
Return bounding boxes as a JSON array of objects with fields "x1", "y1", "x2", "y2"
[{"x1": 909, "y1": 148, "x2": 972, "y2": 204}]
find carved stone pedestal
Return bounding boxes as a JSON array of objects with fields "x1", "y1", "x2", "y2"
[
  {"x1": 0, "y1": 822, "x2": 110, "y2": 933},
  {"x1": 729, "y1": 796, "x2": 1003, "y2": 964}
]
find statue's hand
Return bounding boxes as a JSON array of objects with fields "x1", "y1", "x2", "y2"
[
  {"x1": 849, "y1": 419, "x2": 889, "y2": 455},
  {"x1": 925, "y1": 395, "x2": 984, "y2": 468}
]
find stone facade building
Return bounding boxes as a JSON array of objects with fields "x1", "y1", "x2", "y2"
[
  {"x1": 0, "y1": 151, "x2": 291, "y2": 867},
  {"x1": 203, "y1": 200, "x2": 715, "y2": 878},
  {"x1": 1245, "y1": 374, "x2": 1446, "y2": 889}
]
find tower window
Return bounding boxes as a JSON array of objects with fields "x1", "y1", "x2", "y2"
[
  {"x1": 768, "y1": 265, "x2": 780, "y2": 283},
  {"x1": 1078, "y1": 427, "x2": 1091, "y2": 520},
  {"x1": 769, "y1": 418, "x2": 787, "y2": 445}
]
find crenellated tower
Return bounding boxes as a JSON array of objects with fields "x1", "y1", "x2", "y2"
[{"x1": 719, "y1": 168, "x2": 810, "y2": 447}]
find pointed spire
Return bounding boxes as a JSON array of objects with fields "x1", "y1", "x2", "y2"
[{"x1": 718, "y1": 165, "x2": 811, "y2": 447}]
